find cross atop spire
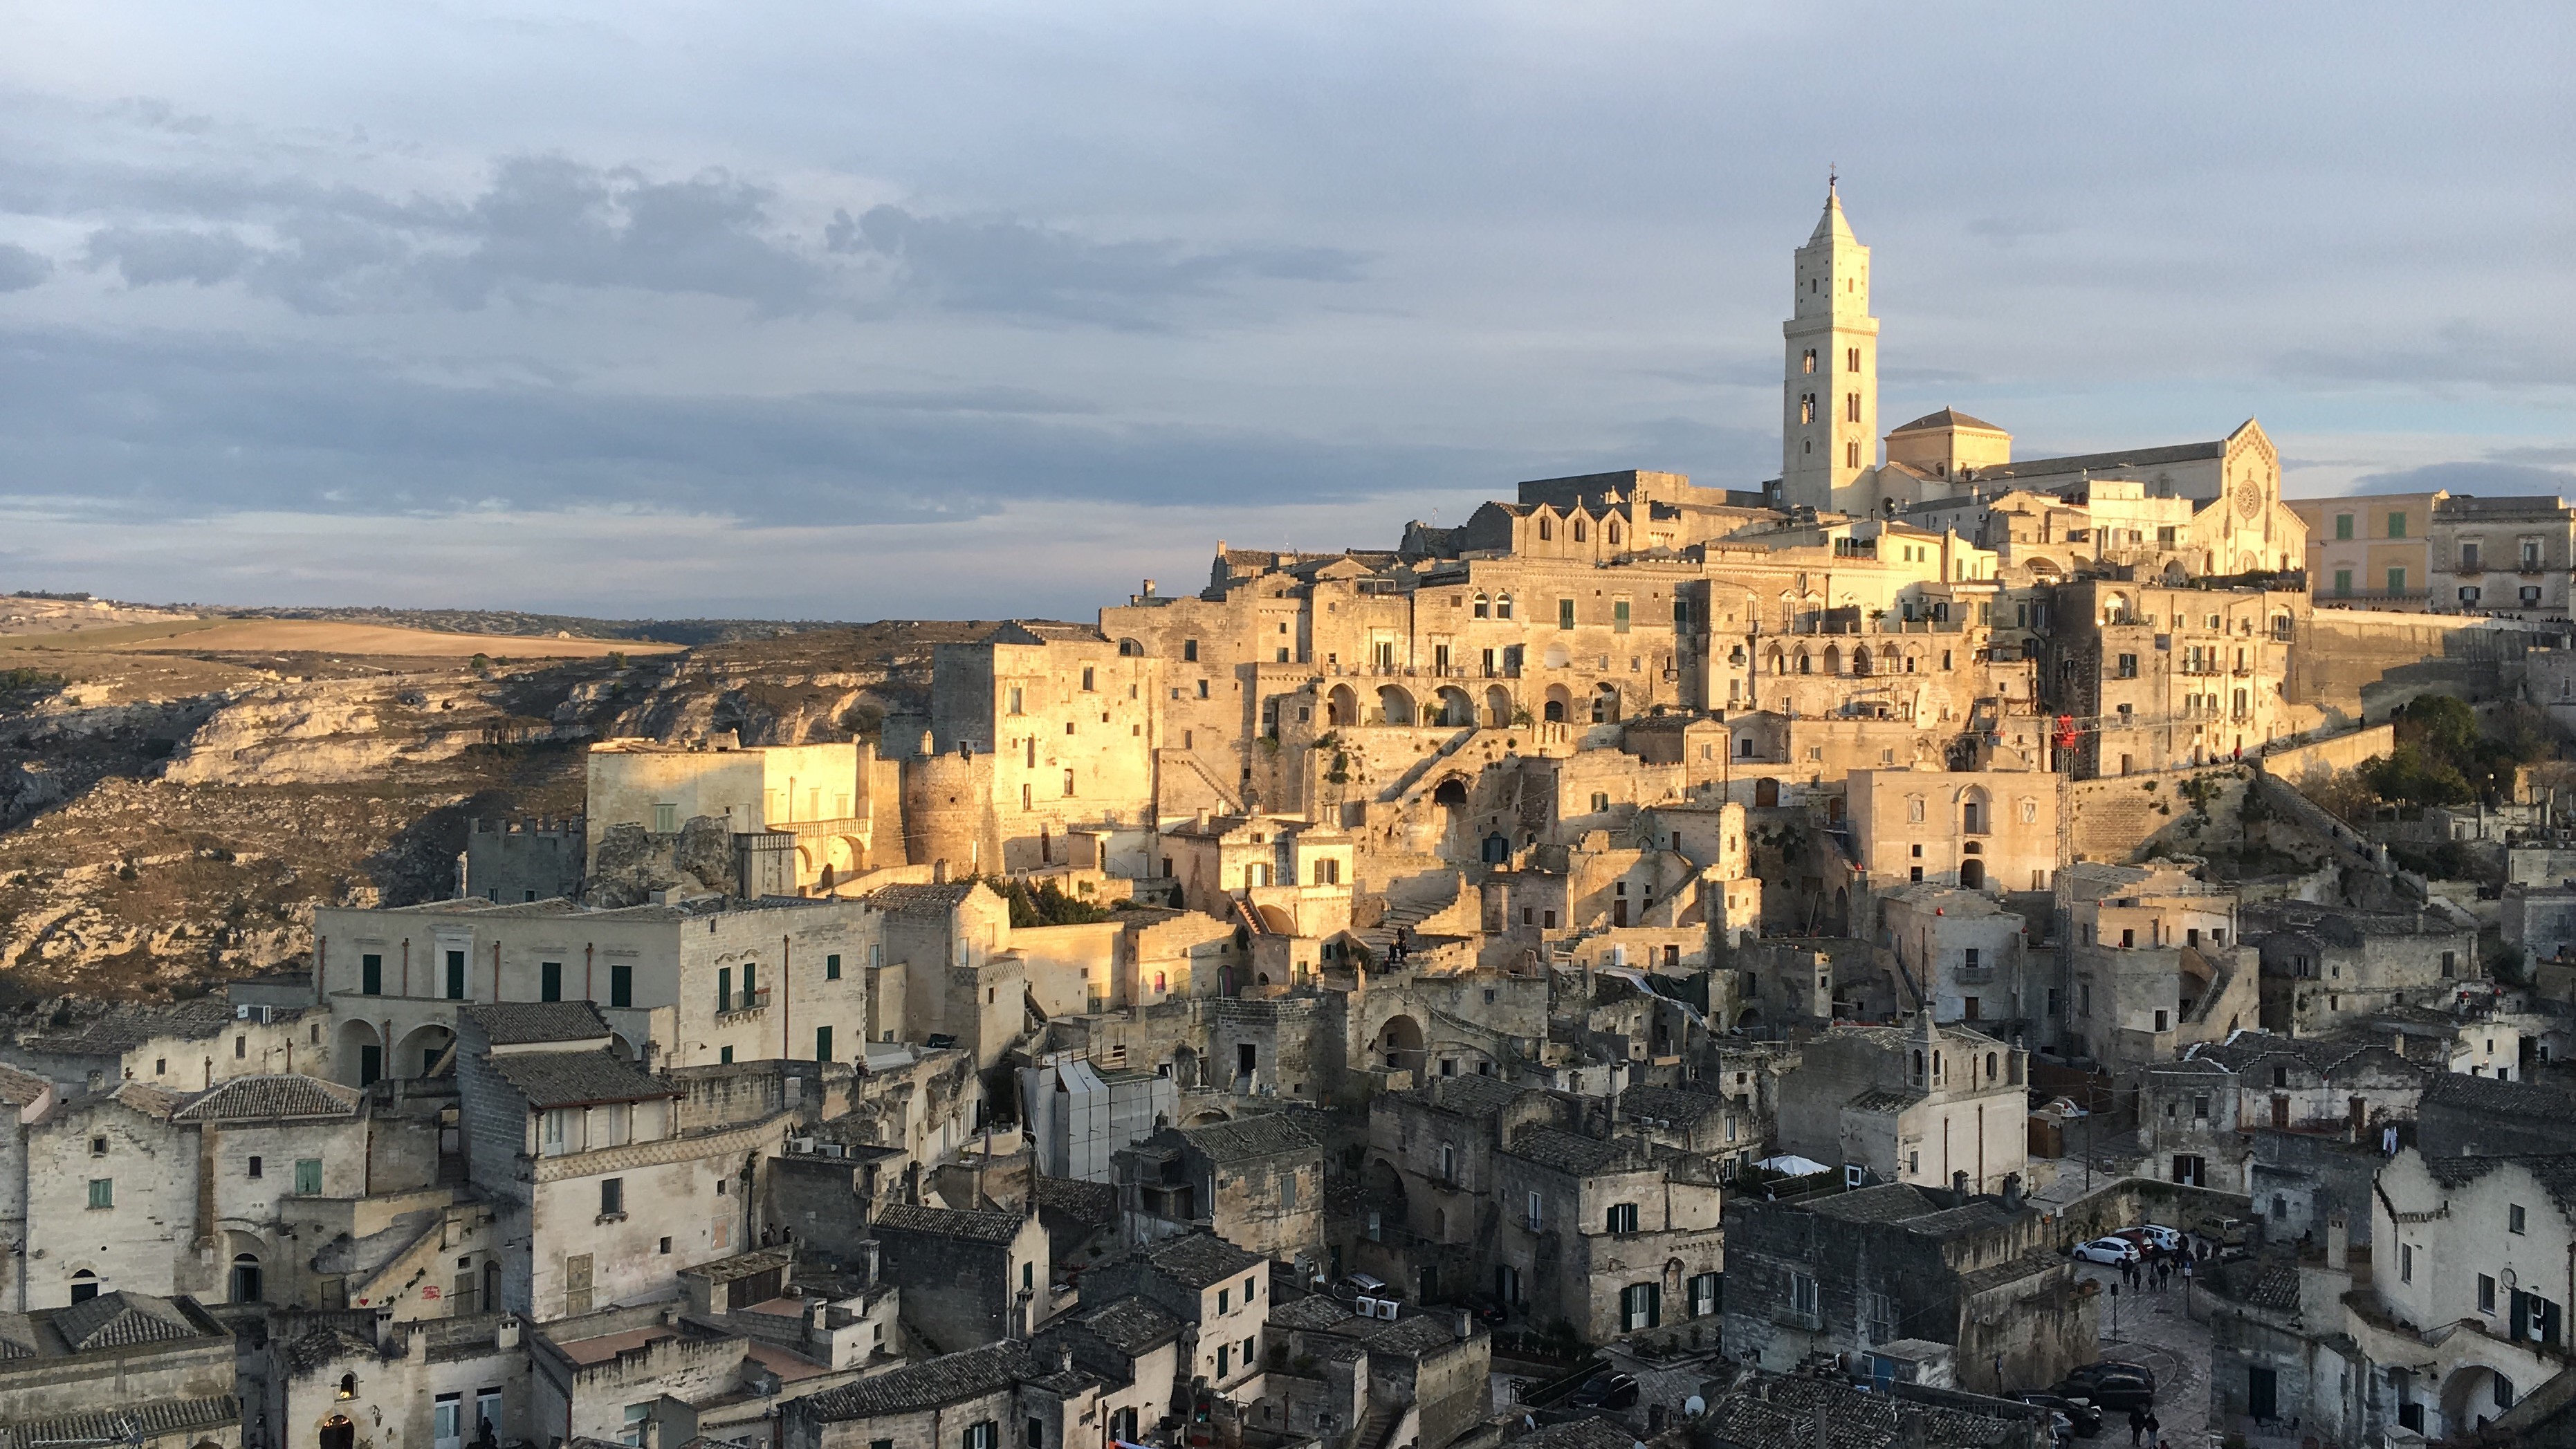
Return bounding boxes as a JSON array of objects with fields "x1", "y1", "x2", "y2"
[{"x1": 1828, "y1": 163, "x2": 1837, "y2": 197}]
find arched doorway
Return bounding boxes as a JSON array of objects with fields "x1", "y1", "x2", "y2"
[
  {"x1": 1485, "y1": 686, "x2": 1513, "y2": 727},
  {"x1": 1482, "y1": 832, "x2": 1510, "y2": 865},
  {"x1": 68, "y1": 1269, "x2": 98, "y2": 1304},
  {"x1": 1543, "y1": 684, "x2": 1573, "y2": 722},
  {"x1": 1327, "y1": 685, "x2": 1359, "y2": 727},
  {"x1": 1374, "y1": 686, "x2": 1415, "y2": 726},
  {"x1": 1591, "y1": 685, "x2": 1621, "y2": 724},
  {"x1": 1435, "y1": 687, "x2": 1473, "y2": 726},
  {"x1": 1433, "y1": 777, "x2": 1468, "y2": 808},
  {"x1": 1379, "y1": 1015, "x2": 1426, "y2": 1076},
  {"x1": 1754, "y1": 778, "x2": 1781, "y2": 808},
  {"x1": 230, "y1": 1253, "x2": 263, "y2": 1304},
  {"x1": 1960, "y1": 858, "x2": 1986, "y2": 890},
  {"x1": 397, "y1": 1025, "x2": 456, "y2": 1079},
  {"x1": 335, "y1": 1019, "x2": 384, "y2": 1088},
  {"x1": 320, "y1": 1418, "x2": 356, "y2": 1449}
]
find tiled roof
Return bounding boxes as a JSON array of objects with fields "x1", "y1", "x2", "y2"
[
  {"x1": 1889, "y1": 408, "x2": 2005, "y2": 434},
  {"x1": 1267, "y1": 1295, "x2": 1359, "y2": 1332},
  {"x1": 1702, "y1": 1374, "x2": 2036, "y2": 1449},
  {"x1": 686, "y1": 1248, "x2": 794, "y2": 1284},
  {"x1": 2246, "y1": 1263, "x2": 2301, "y2": 1310},
  {"x1": 489, "y1": 1051, "x2": 674, "y2": 1108},
  {"x1": 0, "y1": 1396, "x2": 239, "y2": 1449},
  {"x1": 12, "y1": 998, "x2": 243, "y2": 1054},
  {"x1": 1031, "y1": 1175, "x2": 1116, "y2": 1226},
  {"x1": 801, "y1": 1340, "x2": 1027, "y2": 1419},
  {"x1": 1511, "y1": 1419, "x2": 1640, "y2": 1449},
  {"x1": 874, "y1": 1203, "x2": 1027, "y2": 1245},
  {"x1": 282, "y1": 1326, "x2": 383, "y2": 1374},
  {"x1": 1178, "y1": 1114, "x2": 1317, "y2": 1161},
  {"x1": 107, "y1": 1082, "x2": 188, "y2": 1120},
  {"x1": 461, "y1": 1000, "x2": 612, "y2": 1045},
  {"x1": 0, "y1": 1315, "x2": 35, "y2": 1359},
  {"x1": 0, "y1": 1063, "x2": 49, "y2": 1106},
  {"x1": 175, "y1": 1073, "x2": 362, "y2": 1122},
  {"x1": 1983, "y1": 440, "x2": 2227, "y2": 480},
  {"x1": 2425, "y1": 1070, "x2": 2576, "y2": 1119},
  {"x1": 2424, "y1": 1152, "x2": 2576, "y2": 1217},
  {"x1": 1619, "y1": 1084, "x2": 1729, "y2": 1125},
  {"x1": 54, "y1": 1292, "x2": 201, "y2": 1352},
  {"x1": 1413, "y1": 1073, "x2": 1531, "y2": 1118},
  {"x1": 1134, "y1": 1231, "x2": 1265, "y2": 1289},
  {"x1": 1808, "y1": 1185, "x2": 1941, "y2": 1224},
  {"x1": 863, "y1": 881, "x2": 981, "y2": 915},
  {"x1": 1347, "y1": 1313, "x2": 1462, "y2": 1357},
  {"x1": 1507, "y1": 1126, "x2": 1629, "y2": 1177},
  {"x1": 1846, "y1": 1088, "x2": 1920, "y2": 1114},
  {"x1": 1073, "y1": 1295, "x2": 1183, "y2": 1355}
]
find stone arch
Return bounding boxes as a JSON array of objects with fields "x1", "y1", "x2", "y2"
[
  {"x1": 1960, "y1": 785, "x2": 1991, "y2": 836},
  {"x1": 1484, "y1": 685, "x2": 1514, "y2": 727},
  {"x1": 395, "y1": 1024, "x2": 454, "y2": 1080},
  {"x1": 228, "y1": 1238, "x2": 264, "y2": 1304},
  {"x1": 1379, "y1": 1015, "x2": 1427, "y2": 1076},
  {"x1": 1590, "y1": 684, "x2": 1621, "y2": 724},
  {"x1": 2104, "y1": 591, "x2": 2133, "y2": 625},
  {"x1": 1184, "y1": 1109, "x2": 1233, "y2": 1126},
  {"x1": 1543, "y1": 684, "x2": 1573, "y2": 722},
  {"x1": 826, "y1": 835, "x2": 863, "y2": 881},
  {"x1": 334, "y1": 1019, "x2": 384, "y2": 1088},
  {"x1": 794, "y1": 844, "x2": 816, "y2": 882},
  {"x1": 1823, "y1": 644, "x2": 1842, "y2": 675},
  {"x1": 1796, "y1": 650, "x2": 1814, "y2": 675},
  {"x1": 68, "y1": 1267, "x2": 100, "y2": 1304},
  {"x1": 1543, "y1": 643, "x2": 1571, "y2": 670},
  {"x1": 609, "y1": 1033, "x2": 641, "y2": 1062},
  {"x1": 2442, "y1": 1364, "x2": 2515, "y2": 1434},
  {"x1": 1496, "y1": 593, "x2": 1516, "y2": 620},
  {"x1": 1117, "y1": 637, "x2": 1144, "y2": 656},
  {"x1": 1433, "y1": 777, "x2": 1469, "y2": 807},
  {"x1": 1960, "y1": 858, "x2": 1986, "y2": 890},
  {"x1": 1327, "y1": 684, "x2": 1360, "y2": 727},
  {"x1": 1853, "y1": 645, "x2": 1873, "y2": 676},
  {"x1": 1767, "y1": 645, "x2": 1786, "y2": 676},
  {"x1": 1754, "y1": 777, "x2": 1781, "y2": 808},
  {"x1": 320, "y1": 1418, "x2": 356, "y2": 1449},
  {"x1": 1255, "y1": 904, "x2": 1296, "y2": 934},
  {"x1": 1168, "y1": 1044, "x2": 1202, "y2": 1087},
  {"x1": 2025, "y1": 556, "x2": 2062, "y2": 579},
  {"x1": 1435, "y1": 686, "x2": 1474, "y2": 727},
  {"x1": 1375, "y1": 685, "x2": 1415, "y2": 726},
  {"x1": 1473, "y1": 593, "x2": 1491, "y2": 618}
]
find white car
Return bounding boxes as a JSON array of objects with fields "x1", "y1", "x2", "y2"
[
  {"x1": 2071, "y1": 1236, "x2": 2141, "y2": 1264},
  {"x1": 2134, "y1": 1224, "x2": 2185, "y2": 1253}
]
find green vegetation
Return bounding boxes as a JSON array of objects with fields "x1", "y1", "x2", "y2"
[
  {"x1": 2361, "y1": 696, "x2": 2559, "y2": 806},
  {"x1": 0, "y1": 667, "x2": 66, "y2": 696},
  {"x1": 981, "y1": 875, "x2": 1115, "y2": 927}
]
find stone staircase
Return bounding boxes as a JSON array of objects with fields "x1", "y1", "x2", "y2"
[
  {"x1": 1352, "y1": 1405, "x2": 1397, "y2": 1449},
  {"x1": 1355, "y1": 868, "x2": 1470, "y2": 961}
]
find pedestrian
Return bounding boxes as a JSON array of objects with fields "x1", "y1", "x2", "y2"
[
  {"x1": 2383, "y1": 1122, "x2": 2399, "y2": 1155},
  {"x1": 2144, "y1": 1410, "x2": 2160, "y2": 1445},
  {"x1": 2128, "y1": 1407, "x2": 2146, "y2": 1446}
]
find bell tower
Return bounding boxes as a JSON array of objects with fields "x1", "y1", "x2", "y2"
[{"x1": 1781, "y1": 177, "x2": 1878, "y2": 513}]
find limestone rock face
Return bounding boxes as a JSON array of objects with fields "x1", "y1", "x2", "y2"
[{"x1": 585, "y1": 815, "x2": 735, "y2": 907}]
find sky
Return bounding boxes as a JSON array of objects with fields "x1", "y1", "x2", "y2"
[{"x1": 1, "y1": 2, "x2": 2570, "y2": 622}]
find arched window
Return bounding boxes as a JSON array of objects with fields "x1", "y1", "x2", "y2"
[
  {"x1": 1496, "y1": 594, "x2": 1514, "y2": 620},
  {"x1": 337, "y1": 1374, "x2": 358, "y2": 1401},
  {"x1": 1796, "y1": 652, "x2": 1812, "y2": 675},
  {"x1": 1473, "y1": 593, "x2": 1491, "y2": 618},
  {"x1": 1537, "y1": 517, "x2": 1554, "y2": 542},
  {"x1": 1572, "y1": 517, "x2": 1588, "y2": 543},
  {"x1": 229, "y1": 1253, "x2": 262, "y2": 1304},
  {"x1": 69, "y1": 1269, "x2": 98, "y2": 1304},
  {"x1": 1154, "y1": 972, "x2": 1167, "y2": 994},
  {"x1": 1608, "y1": 520, "x2": 1622, "y2": 546}
]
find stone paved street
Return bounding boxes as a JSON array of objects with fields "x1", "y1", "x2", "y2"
[{"x1": 2072, "y1": 1259, "x2": 2214, "y2": 1446}]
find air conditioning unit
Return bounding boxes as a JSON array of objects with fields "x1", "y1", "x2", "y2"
[{"x1": 234, "y1": 1004, "x2": 274, "y2": 1024}]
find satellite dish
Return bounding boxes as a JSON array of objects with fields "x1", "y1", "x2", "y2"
[{"x1": 1684, "y1": 1395, "x2": 1707, "y2": 1417}]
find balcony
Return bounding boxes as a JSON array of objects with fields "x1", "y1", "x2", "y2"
[
  {"x1": 1772, "y1": 1307, "x2": 1824, "y2": 1333},
  {"x1": 717, "y1": 988, "x2": 772, "y2": 1021}
]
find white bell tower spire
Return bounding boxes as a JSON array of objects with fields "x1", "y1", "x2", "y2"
[{"x1": 1781, "y1": 174, "x2": 1879, "y2": 513}]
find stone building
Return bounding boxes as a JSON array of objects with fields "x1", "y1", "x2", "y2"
[
  {"x1": 313, "y1": 894, "x2": 883, "y2": 1082},
  {"x1": 2134, "y1": 1031, "x2": 2424, "y2": 1191},
  {"x1": 2429, "y1": 492, "x2": 2576, "y2": 618},
  {"x1": 1258, "y1": 1294, "x2": 1492, "y2": 1449},
  {"x1": 2063, "y1": 862, "x2": 2256, "y2": 1067},
  {"x1": 1078, "y1": 1230, "x2": 1273, "y2": 1394},
  {"x1": 586, "y1": 735, "x2": 887, "y2": 893},
  {"x1": 1112, "y1": 1115, "x2": 1323, "y2": 1263},
  {"x1": 873, "y1": 1202, "x2": 1052, "y2": 1353},
  {"x1": 2292, "y1": 489, "x2": 2445, "y2": 609},
  {"x1": 1774, "y1": 1018, "x2": 2027, "y2": 1194},
  {"x1": 0, "y1": 1293, "x2": 240, "y2": 1449},
  {"x1": 1486, "y1": 1125, "x2": 1724, "y2": 1342},
  {"x1": 1849, "y1": 770, "x2": 2059, "y2": 898},
  {"x1": 1019, "y1": 1055, "x2": 1177, "y2": 1183},
  {"x1": 270, "y1": 1313, "x2": 528, "y2": 1449},
  {"x1": 1875, "y1": 885, "x2": 2043, "y2": 1034},
  {"x1": 923, "y1": 622, "x2": 1163, "y2": 874},
  {"x1": 460, "y1": 814, "x2": 587, "y2": 903},
  {"x1": 1719, "y1": 1180, "x2": 2094, "y2": 1393},
  {"x1": 2243, "y1": 900, "x2": 2480, "y2": 1035},
  {"x1": 2046, "y1": 578, "x2": 2313, "y2": 775},
  {"x1": 2418, "y1": 1069, "x2": 2576, "y2": 1159}
]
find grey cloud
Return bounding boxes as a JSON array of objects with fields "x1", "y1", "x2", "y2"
[
  {"x1": 84, "y1": 226, "x2": 257, "y2": 286},
  {"x1": 2488, "y1": 445, "x2": 2576, "y2": 466},
  {"x1": 0, "y1": 326, "x2": 1514, "y2": 528},
  {"x1": 0, "y1": 243, "x2": 49, "y2": 292},
  {"x1": 427, "y1": 157, "x2": 822, "y2": 311},
  {"x1": 834, "y1": 204, "x2": 1365, "y2": 326},
  {"x1": 2346, "y1": 461, "x2": 2576, "y2": 497},
  {"x1": 2276, "y1": 321, "x2": 2576, "y2": 389}
]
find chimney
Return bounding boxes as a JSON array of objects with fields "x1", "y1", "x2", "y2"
[
  {"x1": 932, "y1": 859, "x2": 950, "y2": 885},
  {"x1": 495, "y1": 1316, "x2": 520, "y2": 1349},
  {"x1": 1455, "y1": 1308, "x2": 1473, "y2": 1339},
  {"x1": 1143, "y1": 579, "x2": 1157, "y2": 598},
  {"x1": 1059, "y1": 1345, "x2": 1076, "y2": 1375},
  {"x1": 2001, "y1": 1172, "x2": 2024, "y2": 1212},
  {"x1": 641, "y1": 1421, "x2": 663, "y2": 1449},
  {"x1": 1812, "y1": 1403, "x2": 1830, "y2": 1449},
  {"x1": 2326, "y1": 1213, "x2": 2349, "y2": 1271},
  {"x1": 406, "y1": 1325, "x2": 428, "y2": 1364},
  {"x1": 1952, "y1": 1170, "x2": 1971, "y2": 1203},
  {"x1": 2393, "y1": 1031, "x2": 2408, "y2": 1058}
]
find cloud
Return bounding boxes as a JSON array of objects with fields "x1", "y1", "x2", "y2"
[
  {"x1": 83, "y1": 225, "x2": 258, "y2": 286},
  {"x1": 0, "y1": 325, "x2": 1518, "y2": 528},
  {"x1": 2276, "y1": 321, "x2": 2576, "y2": 390},
  {"x1": 2488, "y1": 445, "x2": 2576, "y2": 466},
  {"x1": 428, "y1": 157, "x2": 824, "y2": 311},
  {"x1": 0, "y1": 243, "x2": 49, "y2": 292},
  {"x1": 833, "y1": 204, "x2": 1365, "y2": 325},
  {"x1": 2344, "y1": 461, "x2": 2576, "y2": 497}
]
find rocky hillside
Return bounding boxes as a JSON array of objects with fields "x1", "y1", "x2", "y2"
[{"x1": 0, "y1": 617, "x2": 1045, "y2": 1000}]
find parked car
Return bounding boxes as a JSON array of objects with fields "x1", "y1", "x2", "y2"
[
  {"x1": 1332, "y1": 1273, "x2": 1390, "y2": 1303},
  {"x1": 2198, "y1": 1215, "x2": 2251, "y2": 1249},
  {"x1": 2070, "y1": 1236, "x2": 2142, "y2": 1264},
  {"x1": 2011, "y1": 1392, "x2": 2103, "y2": 1437},
  {"x1": 2130, "y1": 1224, "x2": 2186, "y2": 1253},
  {"x1": 2057, "y1": 1362, "x2": 2155, "y2": 1411},
  {"x1": 1570, "y1": 1372, "x2": 1640, "y2": 1410}
]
